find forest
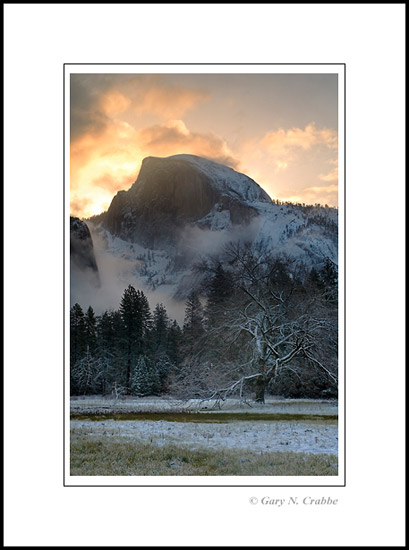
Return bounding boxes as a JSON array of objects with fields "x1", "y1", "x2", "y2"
[{"x1": 70, "y1": 244, "x2": 338, "y2": 402}]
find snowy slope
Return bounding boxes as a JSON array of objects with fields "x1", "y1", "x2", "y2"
[{"x1": 253, "y1": 201, "x2": 338, "y2": 265}]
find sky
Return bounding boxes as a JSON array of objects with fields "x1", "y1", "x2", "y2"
[{"x1": 70, "y1": 73, "x2": 338, "y2": 218}]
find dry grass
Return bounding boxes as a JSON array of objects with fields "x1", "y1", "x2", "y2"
[
  {"x1": 70, "y1": 432, "x2": 338, "y2": 476},
  {"x1": 71, "y1": 412, "x2": 337, "y2": 423}
]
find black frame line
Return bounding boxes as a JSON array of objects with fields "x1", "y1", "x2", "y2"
[{"x1": 63, "y1": 62, "x2": 346, "y2": 488}]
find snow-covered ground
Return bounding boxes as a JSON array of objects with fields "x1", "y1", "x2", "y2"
[
  {"x1": 70, "y1": 396, "x2": 338, "y2": 415},
  {"x1": 71, "y1": 398, "x2": 338, "y2": 456},
  {"x1": 71, "y1": 417, "x2": 338, "y2": 456}
]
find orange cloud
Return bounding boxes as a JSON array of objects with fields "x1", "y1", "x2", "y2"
[
  {"x1": 319, "y1": 157, "x2": 338, "y2": 183},
  {"x1": 263, "y1": 123, "x2": 337, "y2": 153},
  {"x1": 283, "y1": 184, "x2": 338, "y2": 206},
  {"x1": 132, "y1": 85, "x2": 209, "y2": 119},
  {"x1": 275, "y1": 160, "x2": 289, "y2": 171},
  {"x1": 96, "y1": 82, "x2": 209, "y2": 120},
  {"x1": 138, "y1": 120, "x2": 239, "y2": 168},
  {"x1": 100, "y1": 91, "x2": 131, "y2": 116},
  {"x1": 319, "y1": 168, "x2": 338, "y2": 182},
  {"x1": 70, "y1": 188, "x2": 118, "y2": 219},
  {"x1": 91, "y1": 172, "x2": 135, "y2": 195},
  {"x1": 70, "y1": 118, "x2": 142, "y2": 218},
  {"x1": 70, "y1": 74, "x2": 209, "y2": 142},
  {"x1": 304, "y1": 184, "x2": 338, "y2": 195},
  {"x1": 70, "y1": 197, "x2": 92, "y2": 218}
]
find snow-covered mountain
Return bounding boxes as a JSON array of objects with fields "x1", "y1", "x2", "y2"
[
  {"x1": 101, "y1": 154, "x2": 271, "y2": 248},
  {"x1": 72, "y1": 155, "x2": 338, "y2": 312}
]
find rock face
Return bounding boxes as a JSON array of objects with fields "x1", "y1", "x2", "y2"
[
  {"x1": 102, "y1": 155, "x2": 271, "y2": 248},
  {"x1": 70, "y1": 216, "x2": 100, "y2": 287}
]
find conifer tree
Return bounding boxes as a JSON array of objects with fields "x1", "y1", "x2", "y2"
[
  {"x1": 119, "y1": 285, "x2": 151, "y2": 390},
  {"x1": 151, "y1": 303, "x2": 170, "y2": 357},
  {"x1": 320, "y1": 257, "x2": 338, "y2": 303},
  {"x1": 70, "y1": 303, "x2": 87, "y2": 366},
  {"x1": 167, "y1": 320, "x2": 182, "y2": 367},
  {"x1": 205, "y1": 263, "x2": 234, "y2": 327},
  {"x1": 130, "y1": 356, "x2": 160, "y2": 396},
  {"x1": 96, "y1": 310, "x2": 123, "y2": 393},
  {"x1": 85, "y1": 306, "x2": 97, "y2": 355},
  {"x1": 183, "y1": 291, "x2": 205, "y2": 356}
]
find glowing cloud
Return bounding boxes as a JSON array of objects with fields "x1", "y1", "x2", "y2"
[
  {"x1": 319, "y1": 168, "x2": 338, "y2": 182},
  {"x1": 263, "y1": 123, "x2": 337, "y2": 153},
  {"x1": 138, "y1": 120, "x2": 239, "y2": 168},
  {"x1": 70, "y1": 74, "x2": 209, "y2": 141},
  {"x1": 100, "y1": 91, "x2": 132, "y2": 116},
  {"x1": 283, "y1": 184, "x2": 339, "y2": 206},
  {"x1": 132, "y1": 85, "x2": 209, "y2": 119}
]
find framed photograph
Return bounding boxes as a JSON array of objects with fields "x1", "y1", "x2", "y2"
[{"x1": 64, "y1": 64, "x2": 345, "y2": 487}]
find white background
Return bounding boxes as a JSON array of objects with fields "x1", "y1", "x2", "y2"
[{"x1": 4, "y1": 4, "x2": 405, "y2": 547}]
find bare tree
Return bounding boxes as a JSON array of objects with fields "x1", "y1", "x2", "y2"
[
  {"x1": 222, "y1": 243, "x2": 337, "y2": 402},
  {"x1": 171, "y1": 243, "x2": 338, "y2": 404}
]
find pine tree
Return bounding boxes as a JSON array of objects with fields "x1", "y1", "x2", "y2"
[
  {"x1": 97, "y1": 311, "x2": 116, "y2": 352},
  {"x1": 320, "y1": 257, "x2": 338, "y2": 302},
  {"x1": 321, "y1": 258, "x2": 337, "y2": 285},
  {"x1": 167, "y1": 320, "x2": 182, "y2": 367},
  {"x1": 119, "y1": 285, "x2": 151, "y2": 390},
  {"x1": 96, "y1": 310, "x2": 123, "y2": 394},
  {"x1": 151, "y1": 303, "x2": 170, "y2": 357},
  {"x1": 205, "y1": 263, "x2": 234, "y2": 327},
  {"x1": 130, "y1": 356, "x2": 160, "y2": 396},
  {"x1": 70, "y1": 303, "x2": 87, "y2": 367},
  {"x1": 183, "y1": 291, "x2": 205, "y2": 356},
  {"x1": 155, "y1": 356, "x2": 173, "y2": 393},
  {"x1": 85, "y1": 306, "x2": 97, "y2": 355}
]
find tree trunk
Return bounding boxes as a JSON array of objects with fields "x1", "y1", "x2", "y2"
[{"x1": 255, "y1": 375, "x2": 266, "y2": 403}]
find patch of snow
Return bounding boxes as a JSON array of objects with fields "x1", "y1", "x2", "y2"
[
  {"x1": 71, "y1": 418, "x2": 338, "y2": 456},
  {"x1": 197, "y1": 204, "x2": 232, "y2": 231}
]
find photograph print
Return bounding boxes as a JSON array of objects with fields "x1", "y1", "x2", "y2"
[{"x1": 67, "y1": 66, "x2": 343, "y2": 482}]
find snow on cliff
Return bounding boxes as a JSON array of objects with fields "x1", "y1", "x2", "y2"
[{"x1": 73, "y1": 155, "x2": 338, "y2": 311}]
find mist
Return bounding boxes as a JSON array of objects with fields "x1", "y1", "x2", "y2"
[
  {"x1": 70, "y1": 223, "x2": 188, "y2": 324},
  {"x1": 179, "y1": 216, "x2": 262, "y2": 258},
  {"x1": 70, "y1": 215, "x2": 265, "y2": 325}
]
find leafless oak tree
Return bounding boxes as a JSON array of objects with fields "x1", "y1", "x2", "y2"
[{"x1": 171, "y1": 242, "x2": 338, "y2": 404}]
